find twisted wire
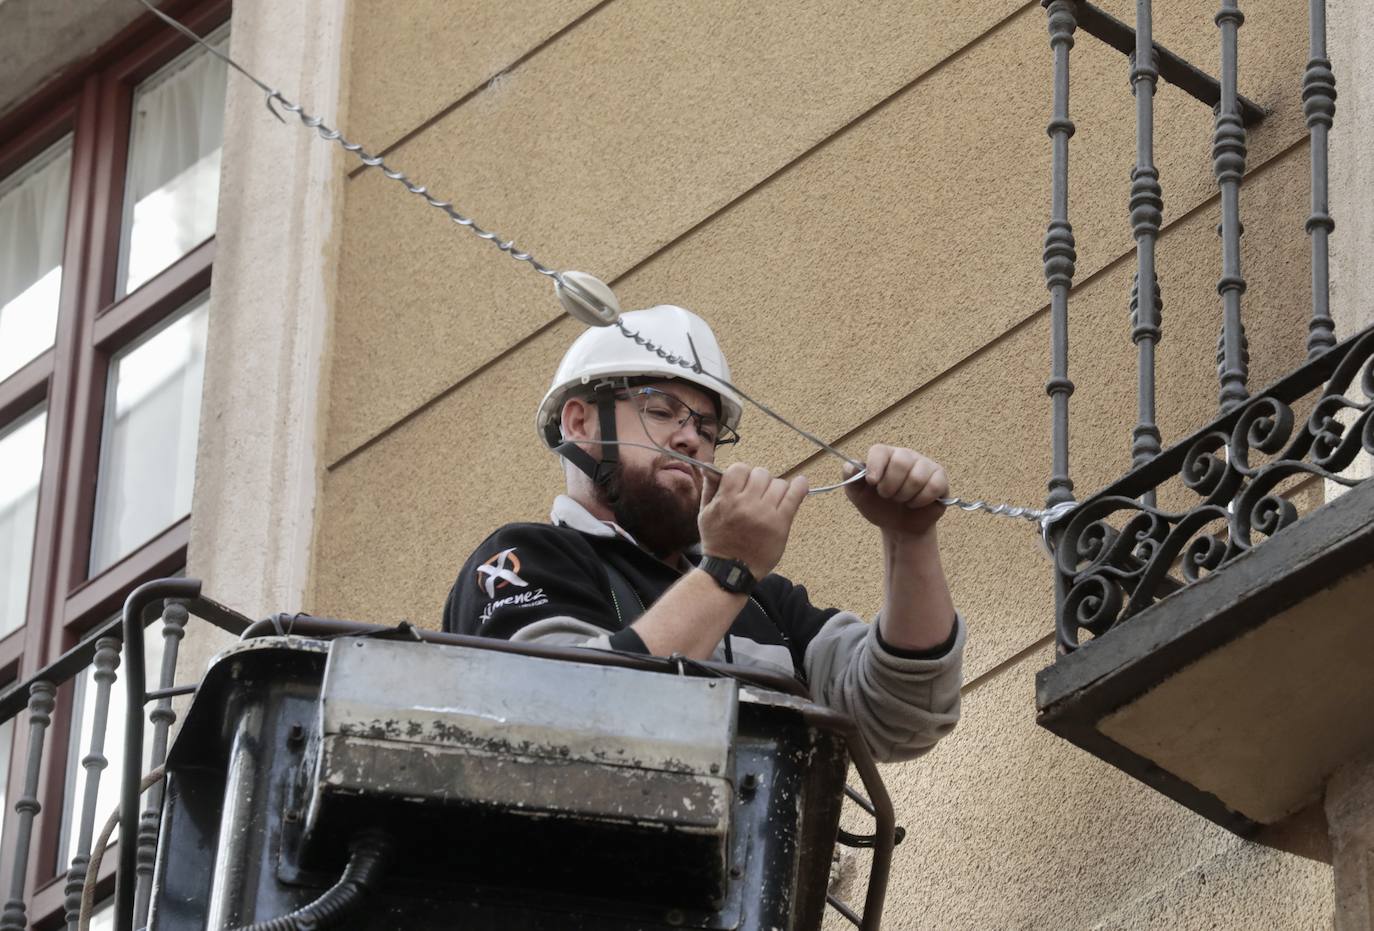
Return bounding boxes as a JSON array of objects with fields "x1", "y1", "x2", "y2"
[
  {"x1": 616, "y1": 321, "x2": 864, "y2": 469},
  {"x1": 136, "y1": 0, "x2": 561, "y2": 284},
  {"x1": 942, "y1": 497, "x2": 1056, "y2": 524},
  {"x1": 940, "y1": 498, "x2": 1076, "y2": 548},
  {"x1": 137, "y1": 0, "x2": 1076, "y2": 540},
  {"x1": 270, "y1": 93, "x2": 562, "y2": 280}
]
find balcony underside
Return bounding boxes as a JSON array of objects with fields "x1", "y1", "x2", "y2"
[{"x1": 1036, "y1": 475, "x2": 1374, "y2": 835}]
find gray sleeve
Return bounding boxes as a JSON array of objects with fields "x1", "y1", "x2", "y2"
[
  {"x1": 802, "y1": 611, "x2": 965, "y2": 763},
  {"x1": 507, "y1": 615, "x2": 616, "y2": 649}
]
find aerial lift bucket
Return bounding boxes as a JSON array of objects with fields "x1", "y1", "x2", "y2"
[{"x1": 120, "y1": 585, "x2": 896, "y2": 930}]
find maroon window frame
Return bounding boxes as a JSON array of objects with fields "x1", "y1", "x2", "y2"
[{"x1": 0, "y1": 0, "x2": 229, "y2": 922}]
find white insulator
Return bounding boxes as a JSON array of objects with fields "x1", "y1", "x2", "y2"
[{"x1": 556, "y1": 271, "x2": 621, "y2": 327}]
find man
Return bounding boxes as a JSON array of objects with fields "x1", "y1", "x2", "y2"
[{"x1": 444, "y1": 305, "x2": 963, "y2": 762}]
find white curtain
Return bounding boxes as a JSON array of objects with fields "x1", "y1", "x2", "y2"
[
  {"x1": 120, "y1": 30, "x2": 228, "y2": 294},
  {"x1": 0, "y1": 716, "x2": 12, "y2": 841},
  {"x1": 89, "y1": 298, "x2": 207, "y2": 574},
  {"x1": 0, "y1": 411, "x2": 46, "y2": 636},
  {"x1": 0, "y1": 140, "x2": 71, "y2": 380}
]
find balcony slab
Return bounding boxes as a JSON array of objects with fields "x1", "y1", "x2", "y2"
[{"x1": 1037, "y1": 475, "x2": 1374, "y2": 834}]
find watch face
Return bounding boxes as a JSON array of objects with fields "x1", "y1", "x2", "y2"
[{"x1": 703, "y1": 556, "x2": 751, "y2": 593}]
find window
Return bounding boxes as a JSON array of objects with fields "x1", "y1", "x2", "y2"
[
  {"x1": 0, "y1": 408, "x2": 45, "y2": 635},
  {"x1": 90, "y1": 294, "x2": 208, "y2": 574},
  {"x1": 0, "y1": 715, "x2": 12, "y2": 839},
  {"x1": 0, "y1": 136, "x2": 70, "y2": 382},
  {"x1": 118, "y1": 27, "x2": 228, "y2": 297},
  {"x1": 0, "y1": 1, "x2": 229, "y2": 922}
]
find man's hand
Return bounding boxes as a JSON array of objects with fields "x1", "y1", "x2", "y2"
[
  {"x1": 845, "y1": 445, "x2": 948, "y2": 538},
  {"x1": 699, "y1": 463, "x2": 809, "y2": 578}
]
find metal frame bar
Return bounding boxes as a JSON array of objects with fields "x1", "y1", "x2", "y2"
[
  {"x1": 0, "y1": 582, "x2": 251, "y2": 723},
  {"x1": 1075, "y1": 1, "x2": 1266, "y2": 125},
  {"x1": 239, "y1": 613, "x2": 812, "y2": 699}
]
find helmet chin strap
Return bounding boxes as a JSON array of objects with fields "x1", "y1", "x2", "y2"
[{"x1": 553, "y1": 383, "x2": 621, "y2": 487}]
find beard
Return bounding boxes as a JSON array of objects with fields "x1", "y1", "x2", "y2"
[{"x1": 599, "y1": 455, "x2": 702, "y2": 557}]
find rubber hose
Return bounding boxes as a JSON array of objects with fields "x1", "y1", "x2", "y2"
[{"x1": 231, "y1": 830, "x2": 394, "y2": 931}]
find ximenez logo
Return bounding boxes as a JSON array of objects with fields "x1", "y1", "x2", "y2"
[
  {"x1": 476, "y1": 547, "x2": 527, "y2": 598},
  {"x1": 479, "y1": 588, "x2": 549, "y2": 625}
]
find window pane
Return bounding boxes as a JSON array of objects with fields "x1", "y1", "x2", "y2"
[
  {"x1": 0, "y1": 136, "x2": 71, "y2": 381},
  {"x1": 0, "y1": 715, "x2": 13, "y2": 841},
  {"x1": 61, "y1": 619, "x2": 165, "y2": 869},
  {"x1": 0, "y1": 408, "x2": 46, "y2": 636},
  {"x1": 89, "y1": 296, "x2": 208, "y2": 574},
  {"x1": 118, "y1": 26, "x2": 229, "y2": 296}
]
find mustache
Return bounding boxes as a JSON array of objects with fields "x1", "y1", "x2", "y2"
[{"x1": 654, "y1": 453, "x2": 704, "y2": 489}]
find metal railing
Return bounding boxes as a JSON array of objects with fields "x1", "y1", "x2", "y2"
[
  {"x1": 1054, "y1": 327, "x2": 1373, "y2": 649},
  {"x1": 1041, "y1": 0, "x2": 1370, "y2": 651},
  {"x1": 0, "y1": 585, "x2": 250, "y2": 930}
]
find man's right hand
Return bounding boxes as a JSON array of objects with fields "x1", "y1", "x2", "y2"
[{"x1": 698, "y1": 463, "x2": 809, "y2": 579}]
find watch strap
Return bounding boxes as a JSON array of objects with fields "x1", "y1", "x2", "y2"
[{"x1": 698, "y1": 555, "x2": 757, "y2": 594}]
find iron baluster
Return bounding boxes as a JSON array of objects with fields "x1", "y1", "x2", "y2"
[
  {"x1": 1130, "y1": 273, "x2": 1165, "y2": 464},
  {"x1": 1214, "y1": 0, "x2": 1250, "y2": 411},
  {"x1": 132, "y1": 602, "x2": 189, "y2": 929},
  {"x1": 1304, "y1": 0, "x2": 1337, "y2": 358},
  {"x1": 62, "y1": 639, "x2": 121, "y2": 931},
  {"x1": 1043, "y1": 0, "x2": 1078, "y2": 511},
  {"x1": 0, "y1": 681, "x2": 57, "y2": 931},
  {"x1": 1129, "y1": 1, "x2": 1164, "y2": 508}
]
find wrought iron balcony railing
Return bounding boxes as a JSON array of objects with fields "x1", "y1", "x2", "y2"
[
  {"x1": 1036, "y1": 0, "x2": 1355, "y2": 641},
  {"x1": 1035, "y1": 0, "x2": 1372, "y2": 835},
  {"x1": 0, "y1": 586, "x2": 249, "y2": 930},
  {"x1": 1055, "y1": 329, "x2": 1372, "y2": 650}
]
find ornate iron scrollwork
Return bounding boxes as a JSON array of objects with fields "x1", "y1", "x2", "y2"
[{"x1": 1056, "y1": 327, "x2": 1374, "y2": 651}]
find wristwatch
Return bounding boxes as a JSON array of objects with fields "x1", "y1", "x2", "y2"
[{"x1": 697, "y1": 555, "x2": 757, "y2": 595}]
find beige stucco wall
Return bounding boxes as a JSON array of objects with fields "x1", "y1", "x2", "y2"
[
  {"x1": 1330, "y1": 0, "x2": 1374, "y2": 338},
  {"x1": 306, "y1": 0, "x2": 1344, "y2": 926}
]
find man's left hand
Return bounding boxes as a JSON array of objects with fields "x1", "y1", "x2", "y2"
[{"x1": 844, "y1": 445, "x2": 948, "y2": 537}]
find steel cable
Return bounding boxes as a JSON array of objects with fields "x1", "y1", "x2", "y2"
[{"x1": 132, "y1": 0, "x2": 1077, "y2": 540}]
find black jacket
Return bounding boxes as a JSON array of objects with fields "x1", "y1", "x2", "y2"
[
  {"x1": 442, "y1": 497, "x2": 966, "y2": 763},
  {"x1": 443, "y1": 519, "x2": 840, "y2": 680}
]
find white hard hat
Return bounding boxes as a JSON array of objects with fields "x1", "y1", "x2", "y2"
[{"x1": 536, "y1": 305, "x2": 743, "y2": 450}]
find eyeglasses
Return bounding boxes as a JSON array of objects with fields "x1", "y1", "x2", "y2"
[{"x1": 617, "y1": 386, "x2": 740, "y2": 448}]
